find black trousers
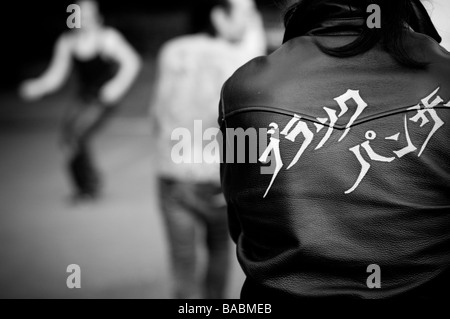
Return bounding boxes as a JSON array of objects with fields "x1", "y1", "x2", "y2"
[{"x1": 61, "y1": 102, "x2": 114, "y2": 197}]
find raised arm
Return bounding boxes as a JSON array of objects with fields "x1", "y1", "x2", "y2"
[
  {"x1": 19, "y1": 33, "x2": 73, "y2": 101},
  {"x1": 100, "y1": 28, "x2": 142, "y2": 106}
]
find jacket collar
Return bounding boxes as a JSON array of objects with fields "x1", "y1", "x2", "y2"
[
  {"x1": 283, "y1": 1, "x2": 365, "y2": 43},
  {"x1": 283, "y1": 0, "x2": 441, "y2": 43}
]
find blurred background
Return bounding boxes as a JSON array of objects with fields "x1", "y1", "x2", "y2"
[
  {"x1": 0, "y1": 0, "x2": 286, "y2": 299},
  {"x1": 0, "y1": 0, "x2": 449, "y2": 299}
]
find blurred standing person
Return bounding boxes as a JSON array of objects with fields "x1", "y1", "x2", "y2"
[
  {"x1": 150, "y1": 0, "x2": 266, "y2": 299},
  {"x1": 19, "y1": 0, "x2": 141, "y2": 202}
]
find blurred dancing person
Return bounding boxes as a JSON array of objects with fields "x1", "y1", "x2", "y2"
[
  {"x1": 219, "y1": 0, "x2": 450, "y2": 299},
  {"x1": 20, "y1": 0, "x2": 141, "y2": 201},
  {"x1": 151, "y1": 0, "x2": 265, "y2": 299}
]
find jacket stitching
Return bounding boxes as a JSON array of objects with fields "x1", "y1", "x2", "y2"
[{"x1": 222, "y1": 104, "x2": 450, "y2": 130}]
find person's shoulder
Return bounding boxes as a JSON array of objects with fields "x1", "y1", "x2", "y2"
[
  {"x1": 101, "y1": 27, "x2": 127, "y2": 46},
  {"x1": 222, "y1": 38, "x2": 312, "y2": 106},
  {"x1": 223, "y1": 55, "x2": 268, "y2": 95},
  {"x1": 407, "y1": 31, "x2": 450, "y2": 89},
  {"x1": 220, "y1": 54, "x2": 276, "y2": 115},
  {"x1": 224, "y1": 37, "x2": 316, "y2": 91},
  {"x1": 157, "y1": 34, "x2": 217, "y2": 69},
  {"x1": 156, "y1": 35, "x2": 192, "y2": 66},
  {"x1": 56, "y1": 31, "x2": 76, "y2": 49},
  {"x1": 160, "y1": 34, "x2": 210, "y2": 54},
  {"x1": 407, "y1": 31, "x2": 450, "y2": 68}
]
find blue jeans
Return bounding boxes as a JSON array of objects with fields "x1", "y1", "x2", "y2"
[{"x1": 159, "y1": 177, "x2": 230, "y2": 299}]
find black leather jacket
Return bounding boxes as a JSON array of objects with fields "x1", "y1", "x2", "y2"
[{"x1": 219, "y1": 4, "x2": 450, "y2": 299}]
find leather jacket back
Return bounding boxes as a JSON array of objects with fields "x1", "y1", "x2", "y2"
[{"x1": 219, "y1": 18, "x2": 450, "y2": 298}]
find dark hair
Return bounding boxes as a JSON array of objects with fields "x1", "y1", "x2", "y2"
[
  {"x1": 190, "y1": 0, "x2": 231, "y2": 36},
  {"x1": 284, "y1": 0, "x2": 441, "y2": 68}
]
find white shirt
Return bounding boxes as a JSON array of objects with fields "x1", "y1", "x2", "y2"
[{"x1": 152, "y1": 19, "x2": 266, "y2": 183}]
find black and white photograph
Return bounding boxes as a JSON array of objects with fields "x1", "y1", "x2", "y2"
[{"x1": 1, "y1": 0, "x2": 450, "y2": 307}]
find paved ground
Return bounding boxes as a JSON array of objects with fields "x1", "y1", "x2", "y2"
[{"x1": 0, "y1": 68, "x2": 244, "y2": 299}]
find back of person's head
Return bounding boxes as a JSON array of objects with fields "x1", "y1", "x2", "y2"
[
  {"x1": 283, "y1": 0, "x2": 442, "y2": 68},
  {"x1": 190, "y1": 0, "x2": 232, "y2": 36},
  {"x1": 190, "y1": 0, "x2": 253, "y2": 42}
]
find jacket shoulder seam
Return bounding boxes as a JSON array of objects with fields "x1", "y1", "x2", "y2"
[{"x1": 223, "y1": 104, "x2": 450, "y2": 129}]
